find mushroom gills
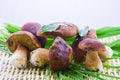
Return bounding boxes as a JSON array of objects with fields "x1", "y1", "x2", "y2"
[
  {"x1": 85, "y1": 51, "x2": 103, "y2": 71},
  {"x1": 9, "y1": 44, "x2": 28, "y2": 68}
]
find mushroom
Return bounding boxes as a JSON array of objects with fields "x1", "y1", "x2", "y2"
[
  {"x1": 72, "y1": 29, "x2": 96, "y2": 63},
  {"x1": 30, "y1": 48, "x2": 49, "y2": 67},
  {"x1": 99, "y1": 45, "x2": 113, "y2": 62},
  {"x1": 21, "y1": 22, "x2": 47, "y2": 48},
  {"x1": 6, "y1": 31, "x2": 41, "y2": 68},
  {"x1": 72, "y1": 35, "x2": 86, "y2": 63},
  {"x1": 49, "y1": 37, "x2": 73, "y2": 71},
  {"x1": 79, "y1": 38, "x2": 105, "y2": 71},
  {"x1": 37, "y1": 22, "x2": 79, "y2": 39},
  {"x1": 87, "y1": 29, "x2": 113, "y2": 62}
]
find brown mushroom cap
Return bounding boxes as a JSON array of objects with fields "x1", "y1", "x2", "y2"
[
  {"x1": 37, "y1": 22, "x2": 79, "y2": 39},
  {"x1": 78, "y1": 38, "x2": 105, "y2": 52},
  {"x1": 21, "y1": 22, "x2": 47, "y2": 48},
  {"x1": 49, "y1": 36, "x2": 73, "y2": 71},
  {"x1": 21, "y1": 22, "x2": 41, "y2": 35},
  {"x1": 6, "y1": 31, "x2": 41, "y2": 53},
  {"x1": 87, "y1": 29, "x2": 98, "y2": 39}
]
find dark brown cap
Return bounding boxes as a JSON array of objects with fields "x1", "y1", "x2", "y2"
[
  {"x1": 37, "y1": 22, "x2": 79, "y2": 39},
  {"x1": 49, "y1": 36, "x2": 73, "y2": 71},
  {"x1": 78, "y1": 38, "x2": 105, "y2": 52},
  {"x1": 21, "y1": 22, "x2": 46, "y2": 48},
  {"x1": 6, "y1": 31, "x2": 41, "y2": 53}
]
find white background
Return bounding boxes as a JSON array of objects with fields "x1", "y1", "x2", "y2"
[{"x1": 0, "y1": 0, "x2": 120, "y2": 29}]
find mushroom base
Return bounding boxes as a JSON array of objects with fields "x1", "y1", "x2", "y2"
[
  {"x1": 9, "y1": 45, "x2": 28, "y2": 68},
  {"x1": 30, "y1": 48, "x2": 49, "y2": 67}
]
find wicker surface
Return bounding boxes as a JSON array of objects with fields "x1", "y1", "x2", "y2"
[{"x1": 0, "y1": 36, "x2": 120, "y2": 80}]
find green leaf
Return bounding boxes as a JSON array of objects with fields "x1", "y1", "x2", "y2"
[
  {"x1": 79, "y1": 26, "x2": 89, "y2": 37},
  {"x1": 103, "y1": 64, "x2": 120, "y2": 69},
  {"x1": 96, "y1": 26, "x2": 120, "y2": 38},
  {"x1": 59, "y1": 72, "x2": 72, "y2": 80},
  {"x1": 107, "y1": 39, "x2": 120, "y2": 47},
  {"x1": 96, "y1": 26, "x2": 120, "y2": 35},
  {"x1": 4, "y1": 23, "x2": 20, "y2": 33},
  {"x1": 41, "y1": 24, "x2": 59, "y2": 32},
  {"x1": 97, "y1": 31, "x2": 120, "y2": 38}
]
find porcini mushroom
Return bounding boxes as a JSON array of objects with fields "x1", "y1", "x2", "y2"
[
  {"x1": 87, "y1": 29, "x2": 113, "y2": 62},
  {"x1": 72, "y1": 29, "x2": 95, "y2": 63},
  {"x1": 37, "y1": 22, "x2": 79, "y2": 39},
  {"x1": 79, "y1": 38, "x2": 105, "y2": 71},
  {"x1": 30, "y1": 48, "x2": 49, "y2": 67},
  {"x1": 72, "y1": 35, "x2": 86, "y2": 63},
  {"x1": 6, "y1": 31, "x2": 41, "y2": 68},
  {"x1": 49, "y1": 37, "x2": 73, "y2": 71},
  {"x1": 21, "y1": 22, "x2": 47, "y2": 48}
]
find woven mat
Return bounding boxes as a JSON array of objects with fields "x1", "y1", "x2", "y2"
[{"x1": 0, "y1": 36, "x2": 120, "y2": 80}]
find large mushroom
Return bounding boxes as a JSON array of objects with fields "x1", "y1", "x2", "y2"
[
  {"x1": 21, "y1": 22, "x2": 47, "y2": 48},
  {"x1": 37, "y1": 22, "x2": 79, "y2": 39},
  {"x1": 6, "y1": 31, "x2": 41, "y2": 68},
  {"x1": 79, "y1": 38, "x2": 106, "y2": 71},
  {"x1": 49, "y1": 37, "x2": 73, "y2": 71}
]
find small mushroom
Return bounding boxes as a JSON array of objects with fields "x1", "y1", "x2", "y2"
[
  {"x1": 79, "y1": 38, "x2": 105, "y2": 71},
  {"x1": 6, "y1": 31, "x2": 41, "y2": 68},
  {"x1": 30, "y1": 48, "x2": 49, "y2": 67},
  {"x1": 37, "y1": 22, "x2": 79, "y2": 39},
  {"x1": 99, "y1": 45, "x2": 113, "y2": 62},
  {"x1": 49, "y1": 37, "x2": 73, "y2": 71},
  {"x1": 21, "y1": 22, "x2": 47, "y2": 48}
]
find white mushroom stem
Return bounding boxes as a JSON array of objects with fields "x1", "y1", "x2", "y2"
[
  {"x1": 9, "y1": 44, "x2": 28, "y2": 68},
  {"x1": 99, "y1": 45, "x2": 113, "y2": 62},
  {"x1": 30, "y1": 48, "x2": 49, "y2": 67},
  {"x1": 85, "y1": 51, "x2": 103, "y2": 71}
]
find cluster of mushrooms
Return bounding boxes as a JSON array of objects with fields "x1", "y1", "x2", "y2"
[{"x1": 6, "y1": 22, "x2": 113, "y2": 71}]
